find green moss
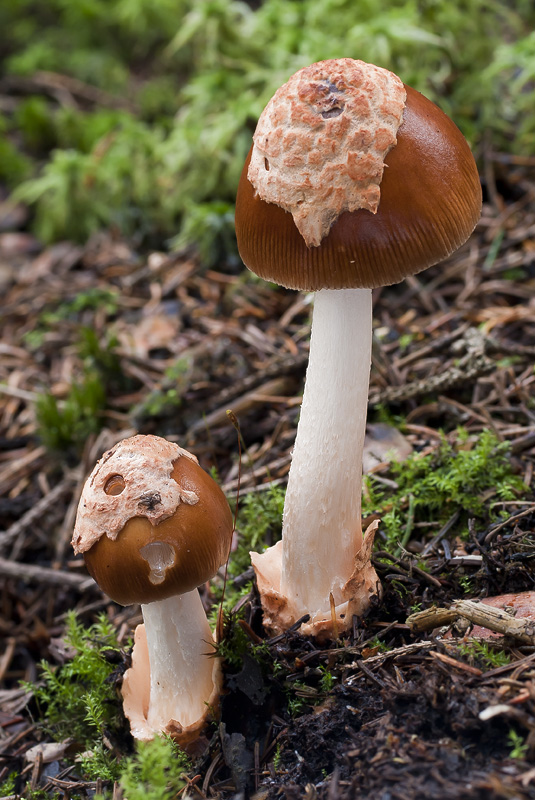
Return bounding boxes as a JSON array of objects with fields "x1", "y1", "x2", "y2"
[
  {"x1": 208, "y1": 483, "x2": 285, "y2": 628},
  {"x1": 214, "y1": 610, "x2": 254, "y2": 670},
  {"x1": 27, "y1": 612, "x2": 124, "y2": 781},
  {"x1": 0, "y1": 772, "x2": 17, "y2": 796},
  {"x1": 134, "y1": 358, "x2": 192, "y2": 420},
  {"x1": 206, "y1": 483, "x2": 285, "y2": 625},
  {"x1": 508, "y1": 729, "x2": 529, "y2": 760},
  {"x1": 363, "y1": 429, "x2": 525, "y2": 552},
  {"x1": 318, "y1": 665, "x2": 336, "y2": 693},
  {"x1": 24, "y1": 613, "x2": 193, "y2": 795},
  {"x1": 116, "y1": 736, "x2": 191, "y2": 800},
  {"x1": 457, "y1": 639, "x2": 511, "y2": 669},
  {"x1": 365, "y1": 636, "x2": 393, "y2": 654},
  {"x1": 1, "y1": 0, "x2": 534, "y2": 254},
  {"x1": 0, "y1": 112, "x2": 32, "y2": 187},
  {"x1": 232, "y1": 484, "x2": 285, "y2": 577},
  {"x1": 35, "y1": 370, "x2": 107, "y2": 456},
  {"x1": 28, "y1": 291, "x2": 126, "y2": 454}
]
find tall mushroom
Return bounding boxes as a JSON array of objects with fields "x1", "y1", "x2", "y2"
[
  {"x1": 71, "y1": 434, "x2": 234, "y2": 745},
  {"x1": 235, "y1": 58, "x2": 481, "y2": 639}
]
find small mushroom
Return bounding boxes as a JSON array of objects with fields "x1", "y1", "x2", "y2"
[
  {"x1": 71, "y1": 434, "x2": 234, "y2": 744},
  {"x1": 235, "y1": 58, "x2": 482, "y2": 639}
]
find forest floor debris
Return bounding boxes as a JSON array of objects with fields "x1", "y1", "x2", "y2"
[{"x1": 0, "y1": 154, "x2": 534, "y2": 798}]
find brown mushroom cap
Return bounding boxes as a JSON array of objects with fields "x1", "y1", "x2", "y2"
[
  {"x1": 75, "y1": 438, "x2": 233, "y2": 605},
  {"x1": 235, "y1": 84, "x2": 482, "y2": 290}
]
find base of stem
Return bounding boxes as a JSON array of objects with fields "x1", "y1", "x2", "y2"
[
  {"x1": 121, "y1": 622, "x2": 222, "y2": 750},
  {"x1": 251, "y1": 519, "x2": 381, "y2": 642}
]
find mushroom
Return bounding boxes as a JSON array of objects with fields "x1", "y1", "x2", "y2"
[
  {"x1": 71, "y1": 434, "x2": 234, "y2": 744},
  {"x1": 234, "y1": 58, "x2": 482, "y2": 639}
]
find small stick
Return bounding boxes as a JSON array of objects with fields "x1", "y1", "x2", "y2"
[
  {"x1": 237, "y1": 618, "x2": 263, "y2": 645},
  {"x1": 345, "y1": 640, "x2": 436, "y2": 669},
  {"x1": 29, "y1": 750, "x2": 43, "y2": 792},
  {"x1": 397, "y1": 493, "x2": 415, "y2": 554},
  {"x1": 0, "y1": 475, "x2": 75, "y2": 555},
  {"x1": 484, "y1": 505, "x2": 535, "y2": 543},
  {"x1": 254, "y1": 740, "x2": 260, "y2": 793},
  {"x1": 453, "y1": 599, "x2": 535, "y2": 645},
  {"x1": 406, "y1": 599, "x2": 535, "y2": 645},
  {"x1": 329, "y1": 592, "x2": 339, "y2": 640},
  {"x1": 188, "y1": 377, "x2": 292, "y2": 434},
  {"x1": 420, "y1": 510, "x2": 460, "y2": 556},
  {"x1": 429, "y1": 650, "x2": 482, "y2": 676},
  {"x1": 406, "y1": 606, "x2": 459, "y2": 632},
  {"x1": 0, "y1": 637, "x2": 16, "y2": 682},
  {"x1": 0, "y1": 556, "x2": 95, "y2": 590}
]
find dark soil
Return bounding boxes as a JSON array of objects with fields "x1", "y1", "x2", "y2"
[
  {"x1": 1, "y1": 152, "x2": 535, "y2": 798},
  {"x1": 207, "y1": 576, "x2": 535, "y2": 799}
]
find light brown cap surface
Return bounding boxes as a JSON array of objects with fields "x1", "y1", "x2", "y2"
[
  {"x1": 72, "y1": 435, "x2": 234, "y2": 605},
  {"x1": 236, "y1": 60, "x2": 482, "y2": 290}
]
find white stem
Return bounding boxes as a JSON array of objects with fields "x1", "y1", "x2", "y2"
[
  {"x1": 141, "y1": 590, "x2": 215, "y2": 730},
  {"x1": 280, "y1": 287, "x2": 372, "y2": 617}
]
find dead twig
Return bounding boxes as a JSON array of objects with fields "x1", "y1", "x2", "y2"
[
  {"x1": 0, "y1": 475, "x2": 76, "y2": 554},
  {"x1": 483, "y1": 505, "x2": 535, "y2": 543},
  {"x1": 407, "y1": 599, "x2": 535, "y2": 645},
  {"x1": 429, "y1": 649, "x2": 483, "y2": 676},
  {"x1": 343, "y1": 641, "x2": 437, "y2": 674},
  {"x1": 0, "y1": 556, "x2": 95, "y2": 590},
  {"x1": 405, "y1": 606, "x2": 458, "y2": 632},
  {"x1": 187, "y1": 377, "x2": 296, "y2": 436}
]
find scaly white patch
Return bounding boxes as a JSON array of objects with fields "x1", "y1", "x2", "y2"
[
  {"x1": 248, "y1": 58, "x2": 406, "y2": 246},
  {"x1": 72, "y1": 435, "x2": 198, "y2": 554}
]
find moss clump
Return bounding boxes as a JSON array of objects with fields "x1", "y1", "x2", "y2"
[
  {"x1": 26, "y1": 612, "x2": 192, "y2": 796},
  {"x1": 117, "y1": 736, "x2": 191, "y2": 800},
  {"x1": 35, "y1": 371, "x2": 107, "y2": 457},
  {"x1": 2, "y1": 0, "x2": 534, "y2": 254},
  {"x1": 457, "y1": 639, "x2": 511, "y2": 670},
  {"x1": 364, "y1": 429, "x2": 526, "y2": 552},
  {"x1": 230, "y1": 483, "x2": 285, "y2": 578},
  {"x1": 208, "y1": 482, "x2": 285, "y2": 627},
  {"x1": 28, "y1": 612, "x2": 124, "y2": 780}
]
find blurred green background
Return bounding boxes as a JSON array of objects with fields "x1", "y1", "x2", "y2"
[{"x1": 1, "y1": 0, "x2": 533, "y2": 263}]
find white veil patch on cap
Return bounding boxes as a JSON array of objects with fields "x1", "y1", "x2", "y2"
[
  {"x1": 72, "y1": 435, "x2": 199, "y2": 554},
  {"x1": 248, "y1": 58, "x2": 406, "y2": 247}
]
